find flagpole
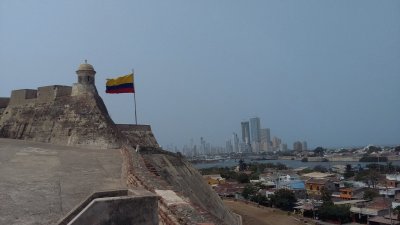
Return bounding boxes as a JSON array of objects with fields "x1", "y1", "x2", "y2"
[{"x1": 132, "y1": 69, "x2": 137, "y2": 125}]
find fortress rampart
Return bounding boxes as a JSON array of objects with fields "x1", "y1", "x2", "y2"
[
  {"x1": 8, "y1": 85, "x2": 73, "y2": 106},
  {"x1": 0, "y1": 63, "x2": 158, "y2": 149},
  {"x1": 116, "y1": 124, "x2": 158, "y2": 148},
  {"x1": 9, "y1": 89, "x2": 37, "y2": 105}
]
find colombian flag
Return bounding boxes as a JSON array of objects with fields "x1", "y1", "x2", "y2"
[{"x1": 106, "y1": 73, "x2": 135, "y2": 94}]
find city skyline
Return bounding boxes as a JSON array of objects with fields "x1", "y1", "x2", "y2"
[
  {"x1": 1, "y1": 1, "x2": 399, "y2": 149},
  {"x1": 174, "y1": 115, "x2": 309, "y2": 155}
]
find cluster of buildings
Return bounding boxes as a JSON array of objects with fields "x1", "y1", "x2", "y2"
[
  {"x1": 232, "y1": 117, "x2": 307, "y2": 153},
  {"x1": 178, "y1": 137, "x2": 226, "y2": 156},
  {"x1": 204, "y1": 165, "x2": 400, "y2": 225},
  {"x1": 174, "y1": 117, "x2": 309, "y2": 157}
]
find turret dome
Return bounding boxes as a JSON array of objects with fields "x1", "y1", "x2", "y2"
[{"x1": 77, "y1": 62, "x2": 95, "y2": 72}]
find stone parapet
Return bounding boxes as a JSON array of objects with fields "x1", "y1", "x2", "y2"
[
  {"x1": 37, "y1": 85, "x2": 72, "y2": 102},
  {"x1": 9, "y1": 89, "x2": 37, "y2": 105},
  {"x1": 58, "y1": 189, "x2": 159, "y2": 225},
  {"x1": 116, "y1": 124, "x2": 159, "y2": 148}
]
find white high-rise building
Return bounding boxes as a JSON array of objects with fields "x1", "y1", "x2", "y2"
[
  {"x1": 260, "y1": 128, "x2": 271, "y2": 152},
  {"x1": 241, "y1": 121, "x2": 250, "y2": 145},
  {"x1": 250, "y1": 117, "x2": 261, "y2": 152}
]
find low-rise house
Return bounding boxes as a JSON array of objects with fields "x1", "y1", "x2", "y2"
[
  {"x1": 305, "y1": 178, "x2": 336, "y2": 196},
  {"x1": 350, "y1": 197, "x2": 391, "y2": 223},
  {"x1": 379, "y1": 187, "x2": 400, "y2": 198},
  {"x1": 392, "y1": 193, "x2": 400, "y2": 209},
  {"x1": 340, "y1": 187, "x2": 366, "y2": 200},
  {"x1": 368, "y1": 214, "x2": 400, "y2": 225},
  {"x1": 386, "y1": 174, "x2": 400, "y2": 188},
  {"x1": 259, "y1": 189, "x2": 276, "y2": 199},
  {"x1": 293, "y1": 199, "x2": 323, "y2": 218}
]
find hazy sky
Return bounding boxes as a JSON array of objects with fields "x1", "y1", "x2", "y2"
[{"x1": 1, "y1": 0, "x2": 399, "y2": 149}]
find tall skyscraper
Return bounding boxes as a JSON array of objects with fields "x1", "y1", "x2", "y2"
[
  {"x1": 241, "y1": 121, "x2": 250, "y2": 144},
  {"x1": 250, "y1": 117, "x2": 261, "y2": 152},
  {"x1": 293, "y1": 141, "x2": 302, "y2": 151},
  {"x1": 266, "y1": 128, "x2": 271, "y2": 144},
  {"x1": 200, "y1": 137, "x2": 206, "y2": 155},
  {"x1": 232, "y1": 132, "x2": 240, "y2": 153},
  {"x1": 302, "y1": 141, "x2": 308, "y2": 151},
  {"x1": 249, "y1": 117, "x2": 261, "y2": 143},
  {"x1": 260, "y1": 128, "x2": 270, "y2": 152},
  {"x1": 272, "y1": 136, "x2": 282, "y2": 149},
  {"x1": 225, "y1": 140, "x2": 233, "y2": 153}
]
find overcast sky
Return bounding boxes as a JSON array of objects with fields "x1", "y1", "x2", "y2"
[{"x1": 1, "y1": 0, "x2": 399, "y2": 149}]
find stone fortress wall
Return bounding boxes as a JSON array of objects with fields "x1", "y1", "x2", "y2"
[
  {"x1": 8, "y1": 85, "x2": 73, "y2": 106},
  {"x1": 116, "y1": 124, "x2": 158, "y2": 147},
  {"x1": 0, "y1": 63, "x2": 158, "y2": 149},
  {"x1": 0, "y1": 62, "x2": 241, "y2": 225}
]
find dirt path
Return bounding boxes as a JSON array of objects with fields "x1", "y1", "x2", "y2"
[{"x1": 223, "y1": 200, "x2": 304, "y2": 225}]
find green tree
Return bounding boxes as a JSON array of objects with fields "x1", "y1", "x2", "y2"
[
  {"x1": 313, "y1": 165, "x2": 328, "y2": 173},
  {"x1": 314, "y1": 147, "x2": 325, "y2": 157},
  {"x1": 238, "y1": 159, "x2": 247, "y2": 171},
  {"x1": 249, "y1": 172, "x2": 260, "y2": 180},
  {"x1": 319, "y1": 204, "x2": 351, "y2": 223},
  {"x1": 344, "y1": 164, "x2": 355, "y2": 179},
  {"x1": 236, "y1": 173, "x2": 250, "y2": 183},
  {"x1": 250, "y1": 194, "x2": 269, "y2": 206},
  {"x1": 355, "y1": 169, "x2": 383, "y2": 188},
  {"x1": 242, "y1": 184, "x2": 257, "y2": 199},
  {"x1": 363, "y1": 188, "x2": 379, "y2": 200},
  {"x1": 366, "y1": 145, "x2": 382, "y2": 154},
  {"x1": 394, "y1": 205, "x2": 400, "y2": 221},
  {"x1": 387, "y1": 162, "x2": 395, "y2": 173},
  {"x1": 321, "y1": 188, "x2": 333, "y2": 206},
  {"x1": 220, "y1": 170, "x2": 238, "y2": 180},
  {"x1": 270, "y1": 189, "x2": 297, "y2": 211}
]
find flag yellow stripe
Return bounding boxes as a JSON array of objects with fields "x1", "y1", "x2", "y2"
[{"x1": 106, "y1": 73, "x2": 134, "y2": 86}]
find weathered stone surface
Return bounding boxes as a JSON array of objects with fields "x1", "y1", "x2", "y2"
[
  {"x1": 117, "y1": 124, "x2": 159, "y2": 148},
  {"x1": 0, "y1": 92, "x2": 122, "y2": 149},
  {"x1": 139, "y1": 150, "x2": 239, "y2": 225},
  {"x1": 0, "y1": 138, "x2": 124, "y2": 225}
]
